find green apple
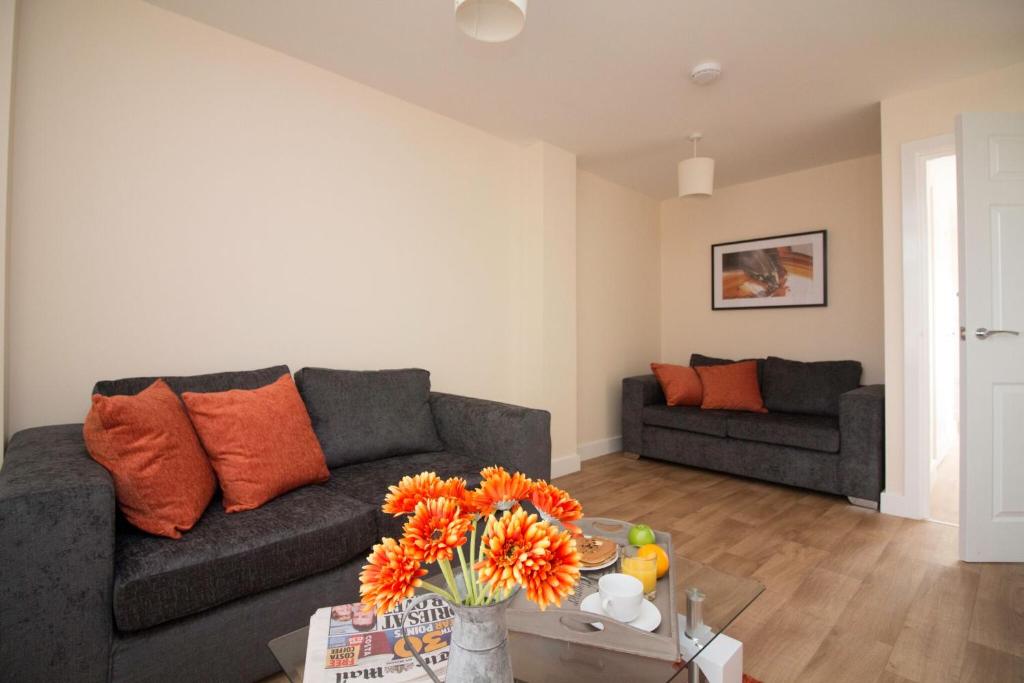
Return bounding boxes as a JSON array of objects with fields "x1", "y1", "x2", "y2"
[{"x1": 628, "y1": 524, "x2": 656, "y2": 546}]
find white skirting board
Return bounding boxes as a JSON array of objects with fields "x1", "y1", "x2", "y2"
[
  {"x1": 550, "y1": 452, "x2": 581, "y2": 478},
  {"x1": 550, "y1": 436, "x2": 624, "y2": 479},
  {"x1": 577, "y1": 436, "x2": 623, "y2": 461}
]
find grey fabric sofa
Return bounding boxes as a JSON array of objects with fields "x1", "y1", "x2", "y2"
[
  {"x1": 0, "y1": 366, "x2": 550, "y2": 683},
  {"x1": 622, "y1": 354, "x2": 884, "y2": 505}
]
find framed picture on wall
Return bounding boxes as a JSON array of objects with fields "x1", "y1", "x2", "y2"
[{"x1": 711, "y1": 229, "x2": 827, "y2": 310}]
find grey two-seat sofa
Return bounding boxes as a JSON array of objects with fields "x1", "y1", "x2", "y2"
[
  {"x1": 0, "y1": 365, "x2": 550, "y2": 683},
  {"x1": 622, "y1": 354, "x2": 884, "y2": 505}
]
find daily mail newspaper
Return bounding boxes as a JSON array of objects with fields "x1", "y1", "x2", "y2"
[{"x1": 303, "y1": 598, "x2": 453, "y2": 683}]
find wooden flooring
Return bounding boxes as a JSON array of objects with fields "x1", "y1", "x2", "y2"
[
  {"x1": 557, "y1": 453, "x2": 1023, "y2": 683},
  {"x1": 263, "y1": 453, "x2": 1022, "y2": 683}
]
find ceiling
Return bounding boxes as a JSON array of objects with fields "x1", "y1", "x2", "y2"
[{"x1": 146, "y1": 0, "x2": 1024, "y2": 199}]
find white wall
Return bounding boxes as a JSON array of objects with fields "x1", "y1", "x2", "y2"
[
  {"x1": 7, "y1": 0, "x2": 582, "y2": 453},
  {"x1": 576, "y1": 170, "x2": 660, "y2": 458},
  {"x1": 880, "y1": 61, "x2": 1024, "y2": 500},
  {"x1": 660, "y1": 155, "x2": 884, "y2": 383}
]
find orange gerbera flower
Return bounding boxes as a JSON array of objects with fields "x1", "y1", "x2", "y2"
[
  {"x1": 442, "y1": 476, "x2": 480, "y2": 515},
  {"x1": 520, "y1": 525, "x2": 581, "y2": 610},
  {"x1": 475, "y1": 466, "x2": 533, "y2": 516},
  {"x1": 382, "y1": 472, "x2": 446, "y2": 517},
  {"x1": 474, "y1": 508, "x2": 552, "y2": 594},
  {"x1": 530, "y1": 481, "x2": 583, "y2": 535},
  {"x1": 402, "y1": 497, "x2": 474, "y2": 563},
  {"x1": 359, "y1": 537, "x2": 428, "y2": 614}
]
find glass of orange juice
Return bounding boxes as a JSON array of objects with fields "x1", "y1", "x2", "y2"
[{"x1": 621, "y1": 546, "x2": 657, "y2": 600}]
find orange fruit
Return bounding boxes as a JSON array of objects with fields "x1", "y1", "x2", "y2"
[{"x1": 638, "y1": 543, "x2": 670, "y2": 578}]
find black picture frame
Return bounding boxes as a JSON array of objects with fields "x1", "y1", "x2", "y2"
[{"x1": 710, "y1": 229, "x2": 828, "y2": 310}]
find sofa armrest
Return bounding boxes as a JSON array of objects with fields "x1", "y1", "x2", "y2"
[
  {"x1": 838, "y1": 385, "x2": 885, "y2": 502},
  {"x1": 429, "y1": 393, "x2": 551, "y2": 480},
  {"x1": 622, "y1": 375, "x2": 664, "y2": 454},
  {"x1": 0, "y1": 425, "x2": 115, "y2": 682}
]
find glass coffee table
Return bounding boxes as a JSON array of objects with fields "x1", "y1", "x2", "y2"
[{"x1": 268, "y1": 554, "x2": 762, "y2": 683}]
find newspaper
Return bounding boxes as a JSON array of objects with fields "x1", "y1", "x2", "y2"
[{"x1": 303, "y1": 598, "x2": 454, "y2": 683}]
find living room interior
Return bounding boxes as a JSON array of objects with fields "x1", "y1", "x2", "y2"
[{"x1": 0, "y1": 1, "x2": 1022, "y2": 682}]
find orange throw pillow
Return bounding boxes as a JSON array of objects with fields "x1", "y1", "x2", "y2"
[
  {"x1": 695, "y1": 360, "x2": 768, "y2": 413},
  {"x1": 181, "y1": 373, "x2": 329, "y2": 512},
  {"x1": 83, "y1": 379, "x2": 216, "y2": 539},
  {"x1": 650, "y1": 363, "x2": 703, "y2": 406}
]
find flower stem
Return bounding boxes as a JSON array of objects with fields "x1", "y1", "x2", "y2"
[
  {"x1": 476, "y1": 515, "x2": 493, "y2": 605},
  {"x1": 438, "y1": 559, "x2": 461, "y2": 604},
  {"x1": 468, "y1": 520, "x2": 478, "y2": 603},
  {"x1": 456, "y1": 545, "x2": 475, "y2": 603},
  {"x1": 419, "y1": 580, "x2": 456, "y2": 603}
]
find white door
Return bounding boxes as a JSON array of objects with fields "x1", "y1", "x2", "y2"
[{"x1": 957, "y1": 112, "x2": 1024, "y2": 562}]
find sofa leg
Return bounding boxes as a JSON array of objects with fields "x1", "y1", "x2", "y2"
[
  {"x1": 621, "y1": 451, "x2": 641, "y2": 460},
  {"x1": 847, "y1": 496, "x2": 878, "y2": 510}
]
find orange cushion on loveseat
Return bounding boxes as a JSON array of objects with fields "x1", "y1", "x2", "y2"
[
  {"x1": 695, "y1": 360, "x2": 768, "y2": 413},
  {"x1": 181, "y1": 373, "x2": 329, "y2": 512},
  {"x1": 650, "y1": 363, "x2": 703, "y2": 406},
  {"x1": 83, "y1": 379, "x2": 216, "y2": 538}
]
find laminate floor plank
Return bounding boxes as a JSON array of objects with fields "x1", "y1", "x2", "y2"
[
  {"x1": 885, "y1": 562, "x2": 981, "y2": 682},
  {"x1": 958, "y1": 642, "x2": 1024, "y2": 683},
  {"x1": 967, "y1": 562, "x2": 1024, "y2": 658}
]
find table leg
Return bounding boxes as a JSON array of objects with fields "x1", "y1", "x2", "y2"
[{"x1": 693, "y1": 634, "x2": 743, "y2": 683}]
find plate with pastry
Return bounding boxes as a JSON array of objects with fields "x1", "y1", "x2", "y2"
[{"x1": 577, "y1": 535, "x2": 619, "y2": 571}]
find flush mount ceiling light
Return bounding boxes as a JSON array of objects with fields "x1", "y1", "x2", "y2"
[
  {"x1": 678, "y1": 133, "x2": 715, "y2": 198},
  {"x1": 455, "y1": 0, "x2": 527, "y2": 43},
  {"x1": 689, "y1": 61, "x2": 722, "y2": 85}
]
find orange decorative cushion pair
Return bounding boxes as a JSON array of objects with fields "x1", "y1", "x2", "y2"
[
  {"x1": 651, "y1": 360, "x2": 766, "y2": 413},
  {"x1": 84, "y1": 374, "x2": 329, "y2": 538}
]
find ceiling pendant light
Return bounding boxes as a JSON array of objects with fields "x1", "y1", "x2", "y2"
[
  {"x1": 678, "y1": 133, "x2": 715, "y2": 198},
  {"x1": 455, "y1": 0, "x2": 527, "y2": 43}
]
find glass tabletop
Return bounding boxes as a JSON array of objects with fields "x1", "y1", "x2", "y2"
[{"x1": 268, "y1": 555, "x2": 762, "y2": 683}]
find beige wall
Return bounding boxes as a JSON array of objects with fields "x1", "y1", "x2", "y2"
[
  {"x1": 0, "y1": 0, "x2": 15, "y2": 449},
  {"x1": 519, "y1": 142, "x2": 578, "y2": 472},
  {"x1": 7, "y1": 0, "x2": 582, "y2": 453},
  {"x1": 660, "y1": 155, "x2": 884, "y2": 383},
  {"x1": 880, "y1": 61, "x2": 1024, "y2": 498},
  {"x1": 576, "y1": 170, "x2": 660, "y2": 454}
]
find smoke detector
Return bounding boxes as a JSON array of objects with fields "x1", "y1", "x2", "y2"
[{"x1": 690, "y1": 62, "x2": 722, "y2": 85}]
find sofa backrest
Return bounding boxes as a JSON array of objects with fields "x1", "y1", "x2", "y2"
[
  {"x1": 690, "y1": 353, "x2": 765, "y2": 387},
  {"x1": 688, "y1": 353, "x2": 862, "y2": 417},
  {"x1": 294, "y1": 367, "x2": 443, "y2": 469},
  {"x1": 761, "y1": 356, "x2": 862, "y2": 417},
  {"x1": 92, "y1": 365, "x2": 290, "y2": 397}
]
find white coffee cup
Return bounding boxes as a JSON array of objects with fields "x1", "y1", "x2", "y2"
[{"x1": 598, "y1": 573, "x2": 644, "y2": 622}]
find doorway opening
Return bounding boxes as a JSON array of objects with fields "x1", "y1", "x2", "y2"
[
  {"x1": 924, "y1": 154, "x2": 959, "y2": 525},
  {"x1": 896, "y1": 132, "x2": 960, "y2": 523}
]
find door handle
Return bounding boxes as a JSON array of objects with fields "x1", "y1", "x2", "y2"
[{"x1": 974, "y1": 327, "x2": 1021, "y2": 340}]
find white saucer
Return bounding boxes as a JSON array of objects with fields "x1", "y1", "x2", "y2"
[
  {"x1": 579, "y1": 593, "x2": 662, "y2": 632},
  {"x1": 579, "y1": 545, "x2": 619, "y2": 572}
]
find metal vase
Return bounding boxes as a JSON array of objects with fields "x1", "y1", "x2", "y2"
[{"x1": 445, "y1": 598, "x2": 514, "y2": 683}]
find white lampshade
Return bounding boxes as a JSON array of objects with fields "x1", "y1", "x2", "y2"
[
  {"x1": 455, "y1": 0, "x2": 527, "y2": 43},
  {"x1": 678, "y1": 156, "x2": 715, "y2": 197}
]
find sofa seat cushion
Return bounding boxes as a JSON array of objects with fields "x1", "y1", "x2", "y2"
[
  {"x1": 726, "y1": 412, "x2": 840, "y2": 453},
  {"x1": 337, "y1": 451, "x2": 486, "y2": 539},
  {"x1": 113, "y1": 480, "x2": 377, "y2": 632},
  {"x1": 642, "y1": 405, "x2": 731, "y2": 438}
]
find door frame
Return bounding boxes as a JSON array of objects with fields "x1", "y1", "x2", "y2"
[{"x1": 896, "y1": 133, "x2": 956, "y2": 521}]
